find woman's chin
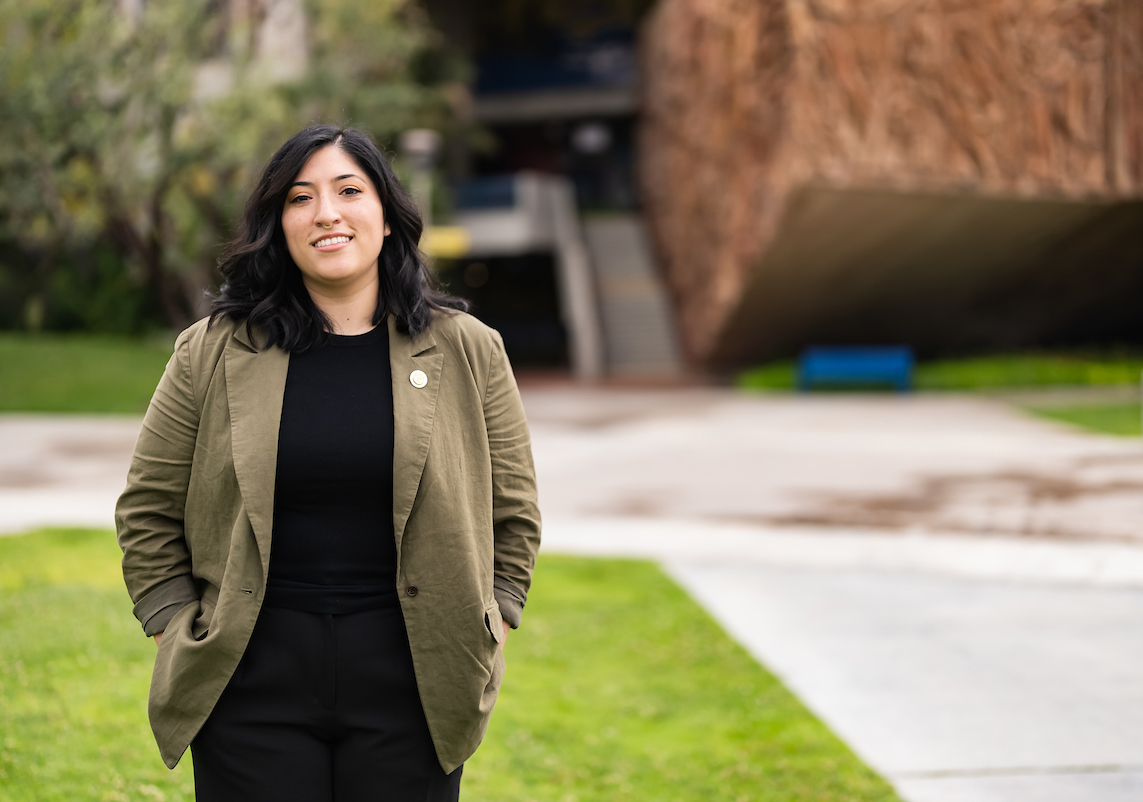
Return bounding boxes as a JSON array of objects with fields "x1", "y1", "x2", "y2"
[{"x1": 301, "y1": 265, "x2": 377, "y2": 292}]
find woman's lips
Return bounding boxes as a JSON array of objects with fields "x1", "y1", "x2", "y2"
[{"x1": 312, "y1": 235, "x2": 354, "y2": 251}]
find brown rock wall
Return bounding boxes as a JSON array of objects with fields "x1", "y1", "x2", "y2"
[
  {"x1": 639, "y1": 0, "x2": 1143, "y2": 364},
  {"x1": 639, "y1": 0, "x2": 794, "y2": 362}
]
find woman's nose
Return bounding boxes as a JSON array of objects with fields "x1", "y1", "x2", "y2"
[{"x1": 314, "y1": 193, "x2": 340, "y2": 226}]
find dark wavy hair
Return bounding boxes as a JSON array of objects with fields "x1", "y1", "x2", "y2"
[{"x1": 209, "y1": 125, "x2": 467, "y2": 350}]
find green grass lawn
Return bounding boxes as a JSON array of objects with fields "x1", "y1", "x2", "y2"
[
  {"x1": 738, "y1": 353, "x2": 1143, "y2": 392},
  {"x1": 0, "y1": 529, "x2": 900, "y2": 802},
  {"x1": 0, "y1": 334, "x2": 174, "y2": 414},
  {"x1": 0, "y1": 529, "x2": 196, "y2": 801},
  {"x1": 1025, "y1": 403, "x2": 1142, "y2": 437}
]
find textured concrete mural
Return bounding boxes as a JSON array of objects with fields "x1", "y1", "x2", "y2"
[{"x1": 639, "y1": 0, "x2": 1143, "y2": 366}]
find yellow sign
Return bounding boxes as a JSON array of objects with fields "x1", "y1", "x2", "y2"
[{"x1": 421, "y1": 226, "x2": 471, "y2": 259}]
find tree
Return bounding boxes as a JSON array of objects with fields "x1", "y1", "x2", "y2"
[{"x1": 0, "y1": 0, "x2": 463, "y2": 332}]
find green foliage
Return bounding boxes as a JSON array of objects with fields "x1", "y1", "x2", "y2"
[
  {"x1": 0, "y1": 0, "x2": 463, "y2": 334},
  {"x1": 0, "y1": 1, "x2": 232, "y2": 330},
  {"x1": 0, "y1": 333, "x2": 173, "y2": 413},
  {"x1": 738, "y1": 353, "x2": 1143, "y2": 392},
  {"x1": 39, "y1": 245, "x2": 159, "y2": 334},
  {"x1": 0, "y1": 530, "x2": 900, "y2": 802},
  {"x1": 1026, "y1": 403, "x2": 1142, "y2": 437}
]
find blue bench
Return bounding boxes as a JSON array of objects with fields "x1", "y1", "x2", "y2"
[{"x1": 797, "y1": 346, "x2": 915, "y2": 392}]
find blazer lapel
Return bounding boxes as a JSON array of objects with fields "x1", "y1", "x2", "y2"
[
  {"x1": 224, "y1": 325, "x2": 289, "y2": 572},
  {"x1": 390, "y1": 315, "x2": 443, "y2": 560}
]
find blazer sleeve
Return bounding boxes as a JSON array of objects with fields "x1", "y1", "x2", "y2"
[
  {"x1": 483, "y1": 331, "x2": 541, "y2": 629},
  {"x1": 115, "y1": 329, "x2": 200, "y2": 636}
]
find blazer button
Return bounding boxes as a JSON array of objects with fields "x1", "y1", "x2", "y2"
[{"x1": 405, "y1": 586, "x2": 418, "y2": 597}]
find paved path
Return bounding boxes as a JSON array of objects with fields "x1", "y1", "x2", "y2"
[
  {"x1": 6, "y1": 388, "x2": 1143, "y2": 541},
  {"x1": 3, "y1": 389, "x2": 1142, "y2": 801},
  {"x1": 0, "y1": 415, "x2": 140, "y2": 532},
  {"x1": 669, "y1": 562, "x2": 1143, "y2": 802},
  {"x1": 527, "y1": 389, "x2": 1143, "y2": 801},
  {"x1": 524, "y1": 388, "x2": 1143, "y2": 543}
]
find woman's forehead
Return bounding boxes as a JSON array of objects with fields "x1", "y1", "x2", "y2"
[{"x1": 293, "y1": 145, "x2": 363, "y2": 183}]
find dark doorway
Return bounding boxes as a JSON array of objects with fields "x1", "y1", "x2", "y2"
[{"x1": 438, "y1": 253, "x2": 569, "y2": 368}]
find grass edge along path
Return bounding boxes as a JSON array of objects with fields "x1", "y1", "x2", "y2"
[
  {"x1": 1, "y1": 528, "x2": 902, "y2": 802},
  {"x1": 1023, "y1": 402, "x2": 1142, "y2": 437},
  {"x1": 738, "y1": 353, "x2": 1143, "y2": 392}
]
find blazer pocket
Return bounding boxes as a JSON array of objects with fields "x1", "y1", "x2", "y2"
[
  {"x1": 483, "y1": 600, "x2": 504, "y2": 645},
  {"x1": 190, "y1": 587, "x2": 219, "y2": 641}
]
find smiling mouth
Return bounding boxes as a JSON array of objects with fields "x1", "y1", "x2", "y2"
[{"x1": 312, "y1": 235, "x2": 353, "y2": 248}]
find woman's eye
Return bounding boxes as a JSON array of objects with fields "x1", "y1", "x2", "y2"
[
  {"x1": 342, "y1": 187, "x2": 361, "y2": 196},
  {"x1": 289, "y1": 194, "x2": 310, "y2": 204}
]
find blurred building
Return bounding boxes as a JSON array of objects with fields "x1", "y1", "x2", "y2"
[
  {"x1": 423, "y1": 0, "x2": 683, "y2": 379},
  {"x1": 427, "y1": 0, "x2": 1143, "y2": 374}
]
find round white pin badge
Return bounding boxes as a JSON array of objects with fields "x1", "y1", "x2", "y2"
[{"x1": 409, "y1": 369, "x2": 428, "y2": 388}]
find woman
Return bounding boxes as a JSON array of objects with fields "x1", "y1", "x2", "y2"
[{"x1": 115, "y1": 125, "x2": 541, "y2": 801}]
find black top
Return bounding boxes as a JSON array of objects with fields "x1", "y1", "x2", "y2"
[{"x1": 266, "y1": 323, "x2": 398, "y2": 614}]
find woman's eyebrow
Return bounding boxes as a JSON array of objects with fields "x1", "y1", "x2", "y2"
[{"x1": 289, "y1": 174, "x2": 361, "y2": 189}]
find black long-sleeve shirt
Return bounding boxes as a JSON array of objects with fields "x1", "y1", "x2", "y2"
[{"x1": 266, "y1": 324, "x2": 397, "y2": 613}]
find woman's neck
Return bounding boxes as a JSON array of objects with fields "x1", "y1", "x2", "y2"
[{"x1": 303, "y1": 276, "x2": 380, "y2": 335}]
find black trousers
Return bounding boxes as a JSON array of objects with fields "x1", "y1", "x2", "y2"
[{"x1": 190, "y1": 604, "x2": 462, "y2": 802}]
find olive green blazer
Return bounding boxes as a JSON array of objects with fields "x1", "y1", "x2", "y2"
[{"x1": 115, "y1": 311, "x2": 541, "y2": 773}]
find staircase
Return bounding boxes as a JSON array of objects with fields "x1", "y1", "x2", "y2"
[{"x1": 582, "y1": 215, "x2": 683, "y2": 377}]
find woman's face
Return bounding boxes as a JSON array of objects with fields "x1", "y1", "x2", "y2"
[{"x1": 281, "y1": 144, "x2": 391, "y2": 296}]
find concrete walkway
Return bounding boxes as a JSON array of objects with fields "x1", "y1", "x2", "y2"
[
  {"x1": 524, "y1": 387, "x2": 1143, "y2": 543},
  {"x1": 528, "y1": 389, "x2": 1143, "y2": 801},
  {"x1": 671, "y1": 562, "x2": 1143, "y2": 802},
  {"x1": 3, "y1": 388, "x2": 1143, "y2": 801},
  {"x1": 0, "y1": 415, "x2": 140, "y2": 532}
]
